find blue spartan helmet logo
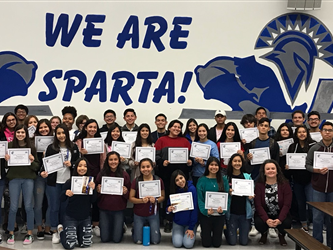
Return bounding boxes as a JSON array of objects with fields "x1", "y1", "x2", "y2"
[{"x1": 0, "y1": 51, "x2": 38, "y2": 103}]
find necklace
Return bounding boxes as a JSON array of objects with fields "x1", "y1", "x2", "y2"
[{"x1": 207, "y1": 177, "x2": 216, "y2": 188}]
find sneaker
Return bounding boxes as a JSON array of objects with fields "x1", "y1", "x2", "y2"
[
  {"x1": 0, "y1": 233, "x2": 2, "y2": 244},
  {"x1": 268, "y1": 228, "x2": 278, "y2": 238},
  {"x1": 278, "y1": 233, "x2": 287, "y2": 246},
  {"x1": 44, "y1": 231, "x2": 54, "y2": 237},
  {"x1": 123, "y1": 223, "x2": 127, "y2": 234},
  {"x1": 249, "y1": 226, "x2": 259, "y2": 236},
  {"x1": 302, "y1": 223, "x2": 309, "y2": 232},
  {"x1": 23, "y1": 234, "x2": 34, "y2": 245},
  {"x1": 20, "y1": 224, "x2": 27, "y2": 234},
  {"x1": 7, "y1": 234, "x2": 14, "y2": 245},
  {"x1": 196, "y1": 225, "x2": 201, "y2": 233},
  {"x1": 164, "y1": 221, "x2": 172, "y2": 233},
  {"x1": 37, "y1": 231, "x2": 44, "y2": 240},
  {"x1": 258, "y1": 232, "x2": 267, "y2": 245},
  {"x1": 52, "y1": 232, "x2": 60, "y2": 244},
  {"x1": 57, "y1": 224, "x2": 63, "y2": 233},
  {"x1": 93, "y1": 226, "x2": 100, "y2": 237},
  {"x1": 308, "y1": 223, "x2": 313, "y2": 230}
]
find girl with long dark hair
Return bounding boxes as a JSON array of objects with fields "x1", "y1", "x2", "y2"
[{"x1": 184, "y1": 118, "x2": 198, "y2": 143}]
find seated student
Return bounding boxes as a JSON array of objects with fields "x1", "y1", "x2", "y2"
[
  {"x1": 208, "y1": 110, "x2": 226, "y2": 143},
  {"x1": 100, "y1": 109, "x2": 117, "y2": 133},
  {"x1": 61, "y1": 106, "x2": 77, "y2": 141},
  {"x1": 151, "y1": 113, "x2": 168, "y2": 143},
  {"x1": 14, "y1": 104, "x2": 29, "y2": 125},
  {"x1": 122, "y1": 108, "x2": 139, "y2": 131},
  {"x1": 74, "y1": 115, "x2": 88, "y2": 137},
  {"x1": 254, "y1": 107, "x2": 276, "y2": 138},
  {"x1": 254, "y1": 159, "x2": 292, "y2": 246}
]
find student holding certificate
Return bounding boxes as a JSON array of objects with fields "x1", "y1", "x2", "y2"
[
  {"x1": 58, "y1": 158, "x2": 97, "y2": 249},
  {"x1": 41, "y1": 124, "x2": 80, "y2": 244},
  {"x1": 254, "y1": 160, "x2": 292, "y2": 246},
  {"x1": 95, "y1": 151, "x2": 131, "y2": 243},
  {"x1": 197, "y1": 157, "x2": 229, "y2": 248},
  {"x1": 225, "y1": 153, "x2": 253, "y2": 246},
  {"x1": 184, "y1": 118, "x2": 198, "y2": 144},
  {"x1": 129, "y1": 158, "x2": 165, "y2": 245},
  {"x1": 129, "y1": 124, "x2": 155, "y2": 180},
  {"x1": 166, "y1": 170, "x2": 198, "y2": 249},
  {"x1": 5, "y1": 125, "x2": 39, "y2": 245},
  {"x1": 191, "y1": 123, "x2": 219, "y2": 186},
  {"x1": 1, "y1": 112, "x2": 18, "y2": 142}
]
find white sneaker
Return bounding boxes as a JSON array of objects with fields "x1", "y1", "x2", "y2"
[
  {"x1": 93, "y1": 226, "x2": 100, "y2": 237},
  {"x1": 52, "y1": 232, "x2": 60, "y2": 244},
  {"x1": 308, "y1": 223, "x2": 313, "y2": 230},
  {"x1": 268, "y1": 228, "x2": 278, "y2": 238},
  {"x1": 20, "y1": 224, "x2": 27, "y2": 234},
  {"x1": 196, "y1": 225, "x2": 201, "y2": 233},
  {"x1": 249, "y1": 226, "x2": 259, "y2": 236}
]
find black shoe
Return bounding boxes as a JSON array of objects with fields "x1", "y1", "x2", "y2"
[
  {"x1": 37, "y1": 231, "x2": 45, "y2": 240},
  {"x1": 259, "y1": 232, "x2": 268, "y2": 245},
  {"x1": 278, "y1": 233, "x2": 287, "y2": 246},
  {"x1": 44, "y1": 231, "x2": 54, "y2": 237},
  {"x1": 164, "y1": 222, "x2": 172, "y2": 233}
]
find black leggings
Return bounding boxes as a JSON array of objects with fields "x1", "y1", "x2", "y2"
[
  {"x1": 254, "y1": 213, "x2": 292, "y2": 236},
  {"x1": 199, "y1": 212, "x2": 225, "y2": 248}
]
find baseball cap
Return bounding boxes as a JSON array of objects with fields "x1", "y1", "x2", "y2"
[{"x1": 215, "y1": 110, "x2": 226, "y2": 117}]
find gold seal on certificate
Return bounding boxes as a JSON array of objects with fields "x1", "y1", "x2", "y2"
[
  {"x1": 190, "y1": 142, "x2": 211, "y2": 160},
  {"x1": 249, "y1": 147, "x2": 270, "y2": 165},
  {"x1": 170, "y1": 192, "x2": 194, "y2": 213},
  {"x1": 168, "y1": 148, "x2": 188, "y2": 164},
  {"x1": 138, "y1": 180, "x2": 161, "y2": 198},
  {"x1": 135, "y1": 147, "x2": 156, "y2": 162},
  {"x1": 0, "y1": 141, "x2": 8, "y2": 159},
  {"x1": 83, "y1": 138, "x2": 104, "y2": 154},
  {"x1": 8, "y1": 148, "x2": 31, "y2": 166},
  {"x1": 205, "y1": 192, "x2": 228, "y2": 210},
  {"x1": 42, "y1": 153, "x2": 64, "y2": 174},
  {"x1": 101, "y1": 176, "x2": 124, "y2": 195},
  {"x1": 71, "y1": 176, "x2": 94, "y2": 195},
  {"x1": 35, "y1": 136, "x2": 54, "y2": 153},
  {"x1": 111, "y1": 141, "x2": 131, "y2": 158}
]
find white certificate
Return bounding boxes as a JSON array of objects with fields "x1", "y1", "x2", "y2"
[
  {"x1": 71, "y1": 176, "x2": 94, "y2": 195},
  {"x1": 205, "y1": 192, "x2": 228, "y2": 210},
  {"x1": 42, "y1": 153, "x2": 64, "y2": 174},
  {"x1": 135, "y1": 147, "x2": 156, "y2": 162},
  {"x1": 8, "y1": 148, "x2": 31, "y2": 166},
  {"x1": 100, "y1": 132, "x2": 108, "y2": 141},
  {"x1": 35, "y1": 136, "x2": 54, "y2": 153},
  {"x1": 277, "y1": 138, "x2": 294, "y2": 156},
  {"x1": 28, "y1": 125, "x2": 36, "y2": 138},
  {"x1": 190, "y1": 142, "x2": 211, "y2": 160},
  {"x1": 168, "y1": 148, "x2": 188, "y2": 164},
  {"x1": 249, "y1": 147, "x2": 270, "y2": 165},
  {"x1": 138, "y1": 180, "x2": 161, "y2": 198},
  {"x1": 111, "y1": 141, "x2": 131, "y2": 158},
  {"x1": 286, "y1": 153, "x2": 307, "y2": 169},
  {"x1": 122, "y1": 131, "x2": 137, "y2": 144},
  {"x1": 0, "y1": 141, "x2": 8, "y2": 158},
  {"x1": 169, "y1": 192, "x2": 194, "y2": 213},
  {"x1": 232, "y1": 179, "x2": 254, "y2": 196},
  {"x1": 220, "y1": 142, "x2": 241, "y2": 158},
  {"x1": 313, "y1": 151, "x2": 333, "y2": 170},
  {"x1": 83, "y1": 137, "x2": 104, "y2": 154},
  {"x1": 239, "y1": 128, "x2": 258, "y2": 143},
  {"x1": 310, "y1": 132, "x2": 322, "y2": 142},
  {"x1": 101, "y1": 176, "x2": 124, "y2": 195}
]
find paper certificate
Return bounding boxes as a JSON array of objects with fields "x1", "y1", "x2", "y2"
[
  {"x1": 28, "y1": 125, "x2": 36, "y2": 138},
  {"x1": 35, "y1": 136, "x2": 54, "y2": 153},
  {"x1": 310, "y1": 132, "x2": 322, "y2": 142},
  {"x1": 313, "y1": 152, "x2": 333, "y2": 170},
  {"x1": 220, "y1": 142, "x2": 241, "y2": 158},
  {"x1": 138, "y1": 180, "x2": 161, "y2": 198},
  {"x1": 169, "y1": 192, "x2": 194, "y2": 213},
  {"x1": 249, "y1": 147, "x2": 270, "y2": 165},
  {"x1": 168, "y1": 148, "x2": 188, "y2": 164},
  {"x1": 101, "y1": 176, "x2": 124, "y2": 195},
  {"x1": 8, "y1": 148, "x2": 31, "y2": 166},
  {"x1": 83, "y1": 138, "x2": 104, "y2": 154},
  {"x1": 42, "y1": 153, "x2": 64, "y2": 174},
  {"x1": 100, "y1": 132, "x2": 108, "y2": 141},
  {"x1": 232, "y1": 179, "x2": 254, "y2": 196},
  {"x1": 0, "y1": 141, "x2": 8, "y2": 159},
  {"x1": 190, "y1": 142, "x2": 211, "y2": 160},
  {"x1": 71, "y1": 176, "x2": 94, "y2": 195},
  {"x1": 135, "y1": 147, "x2": 156, "y2": 162},
  {"x1": 122, "y1": 131, "x2": 137, "y2": 144},
  {"x1": 205, "y1": 192, "x2": 228, "y2": 210},
  {"x1": 286, "y1": 153, "x2": 307, "y2": 170},
  {"x1": 277, "y1": 138, "x2": 294, "y2": 156},
  {"x1": 111, "y1": 141, "x2": 131, "y2": 158},
  {"x1": 239, "y1": 128, "x2": 258, "y2": 143}
]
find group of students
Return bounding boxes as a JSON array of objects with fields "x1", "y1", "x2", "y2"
[{"x1": 0, "y1": 104, "x2": 332, "y2": 249}]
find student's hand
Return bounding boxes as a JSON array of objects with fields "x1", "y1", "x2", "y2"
[
  {"x1": 241, "y1": 139, "x2": 247, "y2": 145},
  {"x1": 96, "y1": 184, "x2": 101, "y2": 193},
  {"x1": 142, "y1": 197, "x2": 149, "y2": 203},
  {"x1": 285, "y1": 164, "x2": 289, "y2": 170},
  {"x1": 187, "y1": 159, "x2": 192, "y2": 166},
  {"x1": 247, "y1": 153, "x2": 253, "y2": 160},
  {"x1": 80, "y1": 148, "x2": 88, "y2": 155},
  {"x1": 185, "y1": 229, "x2": 194, "y2": 239},
  {"x1": 134, "y1": 161, "x2": 139, "y2": 166},
  {"x1": 64, "y1": 161, "x2": 71, "y2": 167},
  {"x1": 167, "y1": 206, "x2": 175, "y2": 213},
  {"x1": 237, "y1": 150, "x2": 244, "y2": 157},
  {"x1": 41, "y1": 171, "x2": 48, "y2": 178},
  {"x1": 229, "y1": 188, "x2": 233, "y2": 195},
  {"x1": 163, "y1": 160, "x2": 169, "y2": 167},
  {"x1": 66, "y1": 190, "x2": 74, "y2": 197},
  {"x1": 89, "y1": 181, "x2": 95, "y2": 190},
  {"x1": 120, "y1": 156, "x2": 126, "y2": 162},
  {"x1": 123, "y1": 186, "x2": 128, "y2": 195},
  {"x1": 195, "y1": 157, "x2": 204, "y2": 165},
  {"x1": 29, "y1": 154, "x2": 34, "y2": 162},
  {"x1": 149, "y1": 197, "x2": 156, "y2": 203},
  {"x1": 272, "y1": 219, "x2": 281, "y2": 227},
  {"x1": 207, "y1": 208, "x2": 214, "y2": 215},
  {"x1": 248, "y1": 195, "x2": 254, "y2": 200},
  {"x1": 320, "y1": 167, "x2": 329, "y2": 175},
  {"x1": 217, "y1": 207, "x2": 223, "y2": 214},
  {"x1": 266, "y1": 219, "x2": 274, "y2": 227},
  {"x1": 4, "y1": 154, "x2": 10, "y2": 161}
]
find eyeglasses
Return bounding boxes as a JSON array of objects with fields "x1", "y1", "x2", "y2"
[
  {"x1": 308, "y1": 118, "x2": 319, "y2": 122},
  {"x1": 322, "y1": 129, "x2": 333, "y2": 133}
]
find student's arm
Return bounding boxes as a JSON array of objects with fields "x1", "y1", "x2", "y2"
[{"x1": 188, "y1": 186, "x2": 198, "y2": 230}]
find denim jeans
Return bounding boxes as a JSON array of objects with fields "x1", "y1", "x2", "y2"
[
  {"x1": 0, "y1": 179, "x2": 5, "y2": 225},
  {"x1": 34, "y1": 175, "x2": 49, "y2": 227},
  {"x1": 46, "y1": 183, "x2": 66, "y2": 230},
  {"x1": 132, "y1": 212, "x2": 161, "y2": 245},
  {"x1": 312, "y1": 189, "x2": 333, "y2": 247},
  {"x1": 226, "y1": 214, "x2": 251, "y2": 245},
  {"x1": 99, "y1": 209, "x2": 124, "y2": 243},
  {"x1": 172, "y1": 222, "x2": 197, "y2": 249},
  {"x1": 8, "y1": 179, "x2": 34, "y2": 231},
  {"x1": 293, "y1": 182, "x2": 313, "y2": 223},
  {"x1": 60, "y1": 215, "x2": 92, "y2": 249}
]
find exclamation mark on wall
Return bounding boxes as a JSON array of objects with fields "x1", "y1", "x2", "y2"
[{"x1": 178, "y1": 71, "x2": 193, "y2": 104}]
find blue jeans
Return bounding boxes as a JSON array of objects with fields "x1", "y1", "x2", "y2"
[
  {"x1": 46, "y1": 183, "x2": 66, "y2": 230},
  {"x1": 293, "y1": 182, "x2": 313, "y2": 223},
  {"x1": 34, "y1": 176, "x2": 49, "y2": 227},
  {"x1": 226, "y1": 214, "x2": 251, "y2": 245},
  {"x1": 312, "y1": 189, "x2": 333, "y2": 247},
  {"x1": 132, "y1": 212, "x2": 161, "y2": 244},
  {"x1": 0, "y1": 179, "x2": 5, "y2": 225},
  {"x1": 60, "y1": 215, "x2": 92, "y2": 249},
  {"x1": 99, "y1": 209, "x2": 124, "y2": 243},
  {"x1": 172, "y1": 222, "x2": 197, "y2": 249},
  {"x1": 8, "y1": 179, "x2": 34, "y2": 231}
]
